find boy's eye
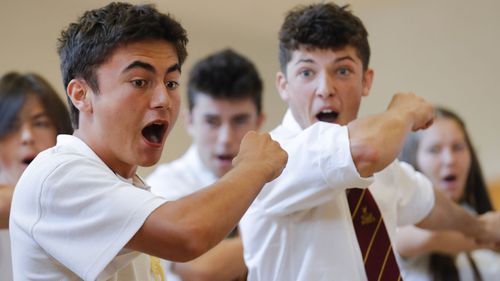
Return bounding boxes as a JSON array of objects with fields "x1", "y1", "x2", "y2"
[
  {"x1": 131, "y1": 79, "x2": 147, "y2": 88},
  {"x1": 300, "y1": 70, "x2": 313, "y2": 77},
  {"x1": 337, "y1": 67, "x2": 350, "y2": 75},
  {"x1": 165, "y1": 81, "x2": 179, "y2": 90}
]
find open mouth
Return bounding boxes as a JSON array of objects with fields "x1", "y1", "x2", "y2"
[
  {"x1": 22, "y1": 157, "x2": 35, "y2": 165},
  {"x1": 442, "y1": 174, "x2": 457, "y2": 182},
  {"x1": 142, "y1": 122, "x2": 167, "y2": 144},
  {"x1": 216, "y1": 154, "x2": 234, "y2": 162},
  {"x1": 316, "y1": 109, "x2": 339, "y2": 123}
]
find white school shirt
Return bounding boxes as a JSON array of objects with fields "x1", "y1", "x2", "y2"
[
  {"x1": 400, "y1": 203, "x2": 500, "y2": 281},
  {"x1": 148, "y1": 145, "x2": 217, "y2": 281},
  {"x1": 148, "y1": 145, "x2": 217, "y2": 200},
  {"x1": 400, "y1": 250, "x2": 500, "y2": 281},
  {"x1": 0, "y1": 229, "x2": 13, "y2": 281},
  {"x1": 239, "y1": 110, "x2": 435, "y2": 281},
  {"x1": 9, "y1": 135, "x2": 167, "y2": 280}
]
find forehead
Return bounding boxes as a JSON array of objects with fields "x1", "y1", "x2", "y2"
[
  {"x1": 98, "y1": 40, "x2": 179, "y2": 74},
  {"x1": 19, "y1": 95, "x2": 45, "y2": 117},
  {"x1": 421, "y1": 118, "x2": 466, "y2": 143},
  {"x1": 288, "y1": 45, "x2": 362, "y2": 66},
  {"x1": 191, "y1": 93, "x2": 258, "y2": 115}
]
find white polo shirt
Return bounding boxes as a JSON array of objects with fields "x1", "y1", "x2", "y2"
[
  {"x1": 239, "y1": 110, "x2": 435, "y2": 281},
  {"x1": 9, "y1": 135, "x2": 167, "y2": 280}
]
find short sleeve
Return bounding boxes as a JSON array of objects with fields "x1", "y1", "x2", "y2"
[{"x1": 32, "y1": 157, "x2": 167, "y2": 280}]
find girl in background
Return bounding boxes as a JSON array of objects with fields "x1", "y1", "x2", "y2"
[
  {"x1": 0, "y1": 72, "x2": 72, "y2": 280},
  {"x1": 398, "y1": 106, "x2": 499, "y2": 281}
]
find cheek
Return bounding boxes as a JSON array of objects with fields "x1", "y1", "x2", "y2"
[
  {"x1": 0, "y1": 138, "x2": 19, "y2": 163},
  {"x1": 234, "y1": 129, "x2": 249, "y2": 147},
  {"x1": 417, "y1": 154, "x2": 439, "y2": 178},
  {"x1": 0, "y1": 148, "x2": 16, "y2": 170},
  {"x1": 36, "y1": 130, "x2": 58, "y2": 150},
  {"x1": 461, "y1": 152, "x2": 472, "y2": 173},
  {"x1": 195, "y1": 126, "x2": 217, "y2": 145}
]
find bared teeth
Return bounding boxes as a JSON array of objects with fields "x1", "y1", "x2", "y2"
[{"x1": 321, "y1": 109, "x2": 333, "y2": 113}]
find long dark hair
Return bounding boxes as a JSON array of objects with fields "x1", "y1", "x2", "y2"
[
  {"x1": 0, "y1": 72, "x2": 73, "y2": 139},
  {"x1": 399, "y1": 106, "x2": 492, "y2": 281}
]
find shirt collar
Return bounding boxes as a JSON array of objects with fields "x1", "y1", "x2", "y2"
[
  {"x1": 185, "y1": 145, "x2": 218, "y2": 184},
  {"x1": 281, "y1": 109, "x2": 305, "y2": 134},
  {"x1": 56, "y1": 134, "x2": 148, "y2": 189}
]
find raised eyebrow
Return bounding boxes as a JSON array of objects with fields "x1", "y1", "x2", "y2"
[
  {"x1": 335, "y1": 55, "x2": 356, "y2": 64},
  {"x1": 167, "y1": 63, "x2": 181, "y2": 74},
  {"x1": 123, "y1": 60, "x2": 156, "y2": 74},
  {"x1": 203, "y1": 113, "x2": 220, "y2": 119},
  {"x1": 232, "y1": 113, "x2": 251, "y2": 120},
  {"x1": 295, "y1": 58, "x2": 315, "y2": 65}
]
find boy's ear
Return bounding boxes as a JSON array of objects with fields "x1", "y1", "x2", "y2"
[
  {"x1": 276, "y1": 71, "x2": 289, "y2": 102},
  {"x1": 67, "y1": 79, "x2": 92, "y2": 113},
  {"x1": 362, "y1": 68, "x2": 374, "y2": 97}
]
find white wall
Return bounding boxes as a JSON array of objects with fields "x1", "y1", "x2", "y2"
[{"x1": 1, "y1": 0, "x2": 498, "y2": 181}]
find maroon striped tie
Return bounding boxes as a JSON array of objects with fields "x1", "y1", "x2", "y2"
[{"x1": 346, "y1": 188, "x2": 402, "y2": 281}]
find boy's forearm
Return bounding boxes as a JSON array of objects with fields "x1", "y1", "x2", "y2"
[
  {"x1": 348, "y1": 110, "x2": 412, "y2": 177},
  {"x1": 417, "y1": 188, "x2": 485, "y2": 238}
]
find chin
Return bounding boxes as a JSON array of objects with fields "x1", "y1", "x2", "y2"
[
  {"x1": 214, "y1": 167, "x2": 230, "y2": 178},
  {"x1": 139, "y1": 156, "x2": 162, "y2": 167}
]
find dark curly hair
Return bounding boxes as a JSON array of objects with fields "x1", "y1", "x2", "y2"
[
  {"x1": 278, "y1": 2, "x2": 370, "y2": 73},
  {"x1": 187, "y1": 49, "x2": 263, "y2": 114},
  {"x1": 57, "y1": 2, "x2": 188, "y2": 128}
]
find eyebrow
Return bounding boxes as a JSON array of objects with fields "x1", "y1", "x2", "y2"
[
  {"x1": 122, "y1": 61, "x2": 182, "y2": 75},
  {"x1": 31, "y1": 112, "x2": 49, "y2": 120},
  {"x1": 167, "y1": 63, "x2": 181, "y2": 74},
  {"x1": 335, "y1": 55, "x2": 356, "y2": 64},
  {"x1": 123, "y1": 60, "x2": 156, "y2": 74},
  {"x1": 295, "y1": 58, "x2": 314, "y2": 65},
  {"x1": 294, "y1": 55, "x2": 356, "y2": 65}
]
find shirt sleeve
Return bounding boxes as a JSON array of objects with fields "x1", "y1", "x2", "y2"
[
  {"x1": 393, "y1": 161, "x2": 435, "y2": 226},
  {"x1": 31, "y1": 156, "x2": 167, "y2": 280},
  {"x1": 257, "y1": 122, "x2": 373, "y2": 217}
]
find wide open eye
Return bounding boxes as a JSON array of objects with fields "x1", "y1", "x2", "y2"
[{"x1": 165, "y1": 80, "x2": 179, "y2": 90}]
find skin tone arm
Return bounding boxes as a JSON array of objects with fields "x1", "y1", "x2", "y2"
[
  {"x1": 172, "y1": 237, "x2": 246, "y2": 281},
  {"x1": 0, "y1": 184, "x2": 14, "y2": 229},
  {"x1": 126, "y1": 131, "x2": 288, "y2": 262},
  {"x1": 347, "y1": 93, "x2": 500, "y2": 245},
  {"x1": 348, "y1": 93, "x2": 434, "y2": 177},
  {"x1": 397, "y1": 225, "x2": 480, "y2": 258},
  {"x1": 416, "y1": 188, "x2": 500, "y2": 244}
]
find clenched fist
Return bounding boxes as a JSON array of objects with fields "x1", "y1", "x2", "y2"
[
  {"x1": 232, "y1": 131, "x2": 288, "y2": 183},
  {"x1": 387, "y1": 92, "x2": 434, "y2": 131}
]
